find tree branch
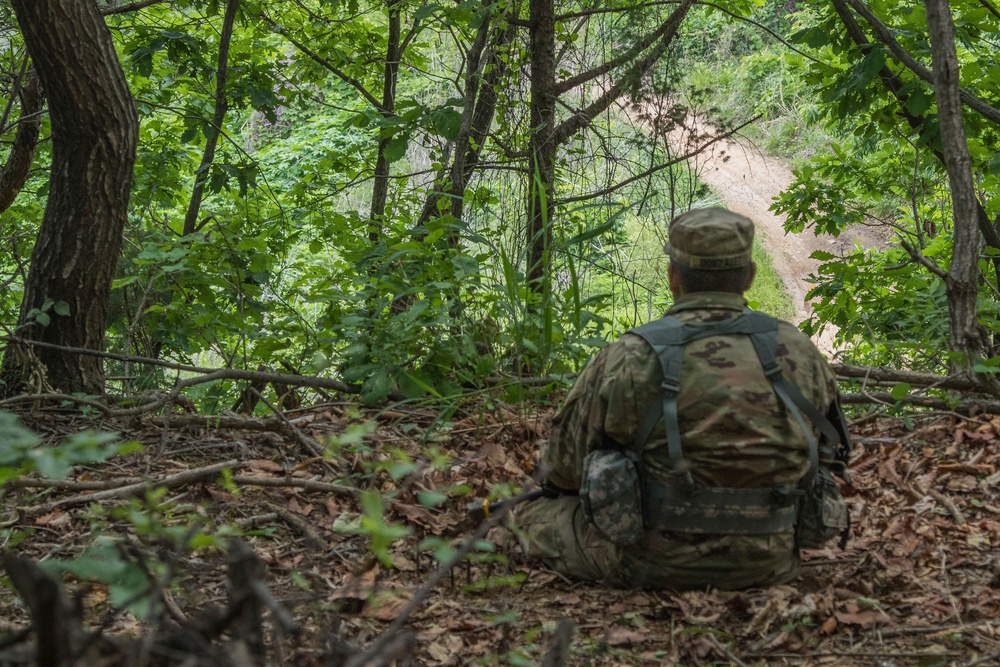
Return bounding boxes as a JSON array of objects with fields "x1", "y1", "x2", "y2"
[
  {"x1": 551, "y1": 0, "x2": 692, "y2": 146},
  {"x1": 0, "y1": 335, "x2": 366, "y2": 396},
  {"x1": 695, "y1": 1, "x2": 822, "y2": 64},
  {"x1": 845, "y1": 0, "x2": 1000, "y2": 125},
  {"x1": 900, "y1": 239, "x2": 948, "y2": 279},
  {"x1": 554, "y1": 115, "x2": 760, "y2": 205},
  {"x1": 830, "y1": 0, "x2": 1000, "y2": 256},
  {"x1": 23, "y1": 459, "x2": 239, "y2": 515},
  {"x1": 183, "y1": 0, "x2": 239, "y2": 235},
  {"x1": 841, "y1": 390, "x2": 1000, "y2": 414},
  {"x1": 555, "y1": 0, "x2": 681, "y2": 21},
  {"x1": 975, "y1": 0, "x2": 1000, "y2": 21},
  {"x1": 100, "y1": 0, "x2": 168, "y2": 15},
  {"x1": 273, "y1": 26, "x2": 387, "y2": 114},
  {"x1": 555, "y1": 6, "x2": 690, "y2": 95},
  {"x1": 831, "y1": 363, "x2": 980, "y2": 392}
]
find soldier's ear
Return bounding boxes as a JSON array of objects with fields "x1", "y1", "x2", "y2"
[
  {"x1": 744, "y1": 262, "x2": 757, "y2": 291},
  {"x1": 668, "y1": 263, "x2": 683, "y2": 297}
]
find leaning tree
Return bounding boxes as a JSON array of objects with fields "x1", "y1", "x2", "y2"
[{"x1": 1, "y1": 0, "x2": 139, "y2": 396}]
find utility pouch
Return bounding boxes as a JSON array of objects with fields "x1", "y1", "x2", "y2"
[
  {"x1": 797, "y1": 467, "x2": 849, "y2": 549},
  {"x1": 579, "y1": 449, "x2": 645, "y2": 545}
]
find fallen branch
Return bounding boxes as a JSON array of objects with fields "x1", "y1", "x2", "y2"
[
  {"x1": 832, "y1": 363, "x2": 979, "y2": 392},
  {"x1": 344, "y1": 488, "x2": 537, "y2": 667},
  {"x1": 0, "y1": 335, "x2": 373, "y2": 398},
  {"x1": 23, "y1": 459, "x2": 239, "y2": 515},
  {"x1": 707, "y1": 634, "x2": 749, "y2": 667},
  {"x1": 146, "y1": 413, "x2": 286, "y2": 431},
  {"x1": 0, "y1": 392, "x2": 113, "y2": 416},
  {"x1": 232, "y1": 475, "x2": 357, "y2": 498},
  {"x1": 840, "y1": 391, "x2": 1000, "y2": 414},
  {"x1": 260, "y1": 499, "x2": 327, "y2": 550},
  {"x1": 4, "y1": 476, "x2": 144, "y2": 491},
  {"x1": 249, "y1": 387, "x2": 335, "y2": 475}
]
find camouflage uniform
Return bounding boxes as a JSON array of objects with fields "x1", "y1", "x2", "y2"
[{"x1": 514, "y1": 210, "x2": 840, "y2": 590}]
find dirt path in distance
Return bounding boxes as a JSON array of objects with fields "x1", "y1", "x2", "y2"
[{"x1": 676, "y1": 126, "x2": 884, "y2": 355}]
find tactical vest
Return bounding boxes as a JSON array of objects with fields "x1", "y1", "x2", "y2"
[{"x1": 627, "y1": 309, "x2": 843, "y2": 536}]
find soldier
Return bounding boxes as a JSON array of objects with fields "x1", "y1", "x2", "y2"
[{"x1": 513, "y1": 207, "x2": 850, "y2": 590}]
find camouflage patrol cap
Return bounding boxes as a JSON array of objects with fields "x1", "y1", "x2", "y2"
[{"x1": 665, "y1": 208, "x2": 754, "y2": 270}]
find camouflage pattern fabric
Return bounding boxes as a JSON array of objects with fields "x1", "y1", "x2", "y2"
[
  {"x1": 513, "y1": 292, "x2": 839, "y2": 590},
  {"x1": 580, "y1": 449, "x2": 644, "y2": 544}
]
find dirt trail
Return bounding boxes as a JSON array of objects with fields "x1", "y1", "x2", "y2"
[{"x1": 677, "y1": 128, "x2": 881, "y2": 356}]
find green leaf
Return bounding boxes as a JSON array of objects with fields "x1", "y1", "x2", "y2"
[
  {"x1": 430, "y1": 107, "x2": 463, "y2": 140},
  {"x1": 810, "y1": 250, "x2": 837, "y2": 261},
  {"x1": 384, "y1": 135, "x2": 408, "y2": 163},
  {"x1": 890, "y1": 382, "x2": 911, "y2": 400},
  {"x1": 905, "y1": 88, "x2": 933, "y2": 116},
  {"x1": 417, "y1": 490, "x2": 448, "y2": 508},
  {"x1": 560, "y1": 218, "x2": 618, "y2": 248},
  {"x1": 988, "y1": 152, "x2": 1000, "y2": 176},
  {"x1": 53, "y1": 301, "x2": 71, "y2": 317}
]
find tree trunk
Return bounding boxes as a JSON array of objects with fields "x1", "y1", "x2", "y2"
[
  {"x1": 417, "y1": 1, "x2": 517, "y2": 229},
  {"x1": 183, "y1": 0, "x2": 239, "y2": 236},
  {"x1": 0, "y1": 70, "x2": 43, "y2": 213},
  {"x1": 369, "y1": 0, "x2": 402, "y2": 242},
  {"x1": 2, "y1": 0, "x2": 139, "y2": 396},
  {"x1": 924, "y1": 0, "x2": 983, "y2": 367},
  {"x1": 526, "y1": 0, "x2": 557, "y2": 290}
]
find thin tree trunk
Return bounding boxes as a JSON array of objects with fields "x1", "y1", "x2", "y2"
[
  {"x1": 417, "y1": 2, "x2": 517, "y2": 229},
  {"x1": 183, "y1": 0, "x2": 239, "y2": 236},
  {"x1": 0, "y1": 70, "x2": 42, "y2": 212},
  {"x1": 924, "y1": 0, "x2": 983, "y2": 366},
  {"x1": 369, "y1": 0, "x2": 402, "y2": 242},
  {"x1": 526, "y1": 0, "x2": 557, "y2": 289},
  {"x1": 1, "y1": 0, "x2": 139, "y2": 396}
]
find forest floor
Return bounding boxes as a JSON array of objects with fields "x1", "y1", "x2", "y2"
[{"x1": 1, "y1": 400, "x2": 999, "y2": 666}]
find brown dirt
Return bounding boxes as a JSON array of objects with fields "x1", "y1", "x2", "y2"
[{"x1": 2, "y1": 403, "x2": 1000, "y2": 666}]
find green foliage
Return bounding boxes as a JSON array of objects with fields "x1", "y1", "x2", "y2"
[
  {"x1": 0, "y1": 412, "x2": 141, "y2": 485},
  {"x1": 15, "y1": 0, "x2": 997, "y2": 406}
]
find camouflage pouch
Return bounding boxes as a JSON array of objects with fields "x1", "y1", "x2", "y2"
[
  {"x1": 579, "y1": 450, "x2": 645, "y2": 545},
  {"x1": 797, "y1": 467, "x2": 849, "y2": 549}
]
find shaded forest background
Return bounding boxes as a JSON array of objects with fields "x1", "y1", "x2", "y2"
[{"x1": 0, "y1": 0, "x2": 998, "y2": 665}]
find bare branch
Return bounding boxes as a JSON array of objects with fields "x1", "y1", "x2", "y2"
[
  {"x1": 551, "y1": 0, "x2": 692, "y2": 146},
  {"x1": 273, "y1": 26, "x2": 387, "y2": 114},
  {"x1": 0, "y1": 392, "x2": 113, "y2": 416},
  {"x1": 23, "y1": 459, "x2": 239, "y2": 515},
  {"x1": 555, "y1": 0, "x2": 681, "y2": 21},
  {"x1": 841, "y1": 390, "x2": 1000, "y2": 414},
  {"x1": 555, "y1": 115, "x2": 760, "y2": 205},
  {"x1": 555, "y1": 6, "x2": 689, "y2": 95},
  {"x1": 0, "y1": 335, "x2": 367, "y2": 396},
  {"x1": 695, "y1": 1, "x2": 822, "y2": 64},
  {"x1": 100, "y1": 0, "x2": 168, "y2": 15},
  {"x1": 183, "y1": 0, "x2": 239, "y2": 235},
  {"x1": 831, "y1": 363, "x2": 979, "y2": 392}
]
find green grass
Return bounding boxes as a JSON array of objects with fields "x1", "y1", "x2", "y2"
[{"x1": 747, "y1": 239, "x2": 795, "y2": 322}]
